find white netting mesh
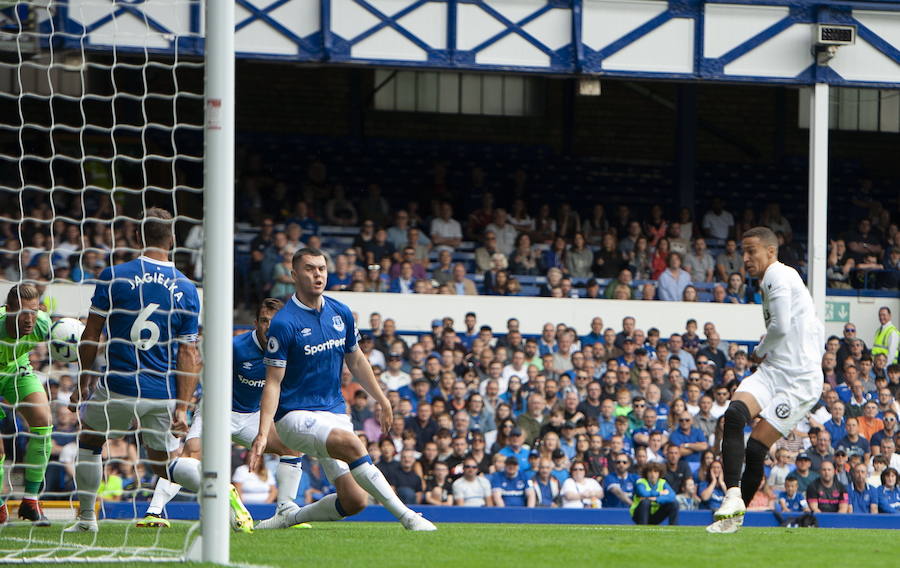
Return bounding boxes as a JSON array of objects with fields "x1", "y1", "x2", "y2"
[{"x1": 0, "y1": 0, "x2": 204, "y2": 561}]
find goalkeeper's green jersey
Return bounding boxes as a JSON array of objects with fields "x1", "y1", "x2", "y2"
[{"x1": 0, "y1": 306, "x2": 52, "y2": 382}]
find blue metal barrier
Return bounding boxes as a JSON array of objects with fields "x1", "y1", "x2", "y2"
[{"x1": 102, "y1": 503, "x2": 900, "y2": 530}]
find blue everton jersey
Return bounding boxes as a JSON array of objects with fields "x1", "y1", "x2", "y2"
[
  {"x1": 90, "y1": 256, "x2": 200, "y2": 399},
  {"x1": 232, "y1": 330, "x2": 267, "y2": 413},
  {"x1": 263, "y1": 295, "x2": 359, "y2": 420},
  {"x1": 778, "y1": 490, "x2": 808, "y2": 513}
]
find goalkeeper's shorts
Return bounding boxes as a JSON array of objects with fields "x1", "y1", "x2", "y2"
[{"x1": 0, "y1": 367, "x2": 45, "y2": 406}]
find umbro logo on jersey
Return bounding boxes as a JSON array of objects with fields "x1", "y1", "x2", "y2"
[
  {"x1": 333, "y1": 316, "x2": 345, "y2": 332},
  {"x1": 301, "y1": 328, "x2": 312, "y2": 337},
  {"x1": 242, "y1": 361, "x2": 253, "y2": 370}
]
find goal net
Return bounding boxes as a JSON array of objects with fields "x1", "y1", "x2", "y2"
[{"x1": 0, "y1": 0, "x2": 207, "y2": 561}]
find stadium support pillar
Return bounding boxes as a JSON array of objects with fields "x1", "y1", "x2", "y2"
[
  {"x1": 675, "y1": 84, "x2": 696, "y2": 214},
  {"x1": 201, "y1": 0, "x2": 234, "y2": 564},
  {"x1": 807, "y1": 83, "x2": 828, "y2": 322},
  {"x1": 562, "y1": 79, "x2": 575, "y2": 155}
]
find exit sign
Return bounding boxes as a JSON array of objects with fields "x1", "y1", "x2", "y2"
[{"x1": 826, "y1": 301, "x2": 850, "y2": 322}]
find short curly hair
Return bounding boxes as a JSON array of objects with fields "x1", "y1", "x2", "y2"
[{"x1": 640, "y1": 461, "x2": 666, "y2": 479}]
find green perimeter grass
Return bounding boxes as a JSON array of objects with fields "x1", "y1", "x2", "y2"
[{"x1": 0, "y1": 521, "x2": 897, "y2": 567}]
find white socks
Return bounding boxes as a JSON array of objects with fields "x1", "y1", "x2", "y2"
[
  {"x1": 169, "y1": 457, "x2": 201, "y2": 493},
  {"x1": 276, "y1": 456, "x2": 302, "y2": 506},
  {"x1": 146, "y1": 477, "x2": 182, "y2": 516},
  {"x1": 74, "y1": 447, "x2": 102, "y2": 519},
  {"x1": 350, "y1": 459, "x2": 409, "y2": 520},
  {"x1": 290, "y1": 493, "x2": 346, "y2": 524}
]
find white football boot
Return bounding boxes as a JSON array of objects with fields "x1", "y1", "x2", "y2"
[
  {"x1": 64, "y1": 513, "x2": 99, "y2": 533},
  {"x1": 255, "y1": 502, "x2": 310, "y2": 530},
  {"x1": 706, "y1": 487, "x2": 745, "y2": 534},
  {"x1": 400, "y1": 511, "x2": 437, "y2": 532}
]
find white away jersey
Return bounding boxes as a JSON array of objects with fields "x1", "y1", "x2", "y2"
[{"x1": 754, "y1": 262, "x2": 825, "y2": 373}]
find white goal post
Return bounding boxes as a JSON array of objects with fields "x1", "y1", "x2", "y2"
[{"x1": 198, "y1": 0, "x2": 234, "y2": 564}]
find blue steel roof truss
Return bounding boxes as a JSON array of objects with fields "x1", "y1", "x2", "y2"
[{"x1": 44, "y1": 0, "x2": 900, "y2": 87}]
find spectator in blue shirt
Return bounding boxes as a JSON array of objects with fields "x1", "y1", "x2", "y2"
[
  {"x1": 870, "y1": 410, "x2": 897, "y2": 448},
  {"x1": 631, "y1": 408, "x2": 660, "y2": 448},
  {"x1": 581, "y1": 317, "x2": 605, "y2": 348},
  {"x1": 326, "y1": 254, "x2": 353, "y2": 291},
  {"x1": 657, "y1": 252, "x2": 692, "y2": 301},
  {"x1": 835, "y1": 417, "x2": 870, "y2": 462},
  {"x1": 388, "y1": 261, "x2": 417, "y2": 294},
  {"x1": 498, "y1": 427, "x2": 532, "y2": 473},
  {"x1": 874, "y1": 468, "x2": 900, "y2": 514},
  {"x1": 698, "y1": 460, "x2": 727, "y2": 511},
  {"x1": 668, "y1": 412, "x2": 709, "y2": 464},
  {"x1": 549, "y1": 449, "x2": 571, "y2": 484},
  {"x1": 824, "y1": 401, "x2": 848, "y2": 444},
  {"x1": 596, "y1": 399, "x2": 616, "y2": 440},
  {"x1": 776, "y1": 477, "x2": 809, "y2": 513},
  {"x1": 631, "y1": 462, "x2": 678, "y2": 525},
  {"x1": 559, "y1": 422, "x2": 578, "y2": 460},
  {"x1": 786, "y1": 454, "x2": 820, "y2": 493},
  {"x1": 530, "y1": 458, "x2": 561, "y2": 507},
  {"x1": 491, "y1": 457, "x2": 535, "y2": 507},
  {"x1": 284, "y1": 202, "x2": 319, "y2": 236},
  {"x1": 603, "y1": 453, "x2": 640, "y2": 508},
  {"x1": 848, "y1": 463, "x2": 877, "y2": 514}
]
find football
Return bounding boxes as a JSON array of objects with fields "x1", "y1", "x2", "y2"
[{"x1": 49, "y1": 317, "x2": 85, "y2": 363}]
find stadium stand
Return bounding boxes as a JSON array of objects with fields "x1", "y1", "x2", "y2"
[
  {"x1": 223, "y1": 135, "x2": 899, "y2": 308},
  {"x1": 0, "y1": 135, "x2": 897, "y2": 527},
  {"x1": 9, "y1": 301, "x2": 900, "y2": 518}
]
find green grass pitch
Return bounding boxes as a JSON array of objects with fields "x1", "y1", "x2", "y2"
[{"x1": 0, "y1": 521, "x2": 897, "y2": 567}]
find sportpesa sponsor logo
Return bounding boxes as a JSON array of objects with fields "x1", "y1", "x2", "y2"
[
  {"x1": 304, "y1": 337, "x2": 346, "y2": 356},
  {"x1": 237, "y1": 374, "x2": 265, "y2": 388}
]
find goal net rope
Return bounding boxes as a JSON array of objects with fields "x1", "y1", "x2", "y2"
[{"x1": 0, "y1": 0, "x2": 205, "y2": 561}]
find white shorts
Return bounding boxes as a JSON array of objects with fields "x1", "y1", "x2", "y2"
[
  {"x1": 736, "y1": 363, "x2": 823, "y2": 437},
  {"x1": 80, "y1": 383, "x2": 179, "y2": 452},
  {"x1": 185, "y1": 405, "x2": 260, "y2": 449},
  {"x1": 275, "y1": 410, "x2": 352, "y2": 481}
]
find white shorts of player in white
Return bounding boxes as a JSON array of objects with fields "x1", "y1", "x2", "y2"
[
  {"x1": 80, "y1": 383, "x2": 179, "y2": 452},
  {"x1": 185, "y1": 406, "x2": 261, "y2": 449},
  {"x1": 274, "y1": 410, "x2": 352, "y2": 482},
  {"x1": 735, "y1": 363, "x2": 823, "y2": 437}
]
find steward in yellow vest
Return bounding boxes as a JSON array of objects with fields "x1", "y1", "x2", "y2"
[
  {"x1": 630, "y1": 463, "x2": 679, "y2": 525},
  {"x1": 873, "y1": 307, "x2": 899, "y2": 364}
]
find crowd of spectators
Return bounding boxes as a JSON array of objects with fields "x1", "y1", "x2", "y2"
[
  {"x1": 1, "y1": 184, "x2": 898, "y2": 518},
  {"x1": 14, "y1": 303, "x2": 900, "y2": 517},
  {"x1": 235, "y1": 171, "x2": 900, "y2": 306},
  {"x1": 323, "y1": 312, "x2": 899, "y2": 515},
  {"x1": 0, "y1": 165, "x2": 897, "y2": 308}
]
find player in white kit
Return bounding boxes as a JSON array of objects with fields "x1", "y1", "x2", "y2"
[{"x1": 707, "y1": 227, "x2": 825, "y2": 534}]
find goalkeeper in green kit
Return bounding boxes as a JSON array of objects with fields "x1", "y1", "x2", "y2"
[{"x1": 0, "y1": 284, "x2": 54, "y2": 525}]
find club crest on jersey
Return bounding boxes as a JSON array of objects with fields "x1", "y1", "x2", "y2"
[
  {"x1": 333, "y1": 316, "x2": 345, "y2": 332},
  {"x1": 301, "y1": 328, "x2": 312, "y2": 337},
  {"x1": 267, "y1": 336, "x2": 279, "y2": 353}
]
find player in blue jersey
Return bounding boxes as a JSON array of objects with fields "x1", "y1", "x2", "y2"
[
  {"x1": 138, "y1": 298, "x2": 307, "y2": 530},
  {"x1": 65, "y1": 208, "x2": 250, "y2": 532},
  {"x1": 249, "y1": 247, "x2": 436, "y2": 531}
]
